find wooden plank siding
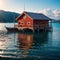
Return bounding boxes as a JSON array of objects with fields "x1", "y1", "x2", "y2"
[
  {"x1": 16, "y1": 11, "x2": 52, "y2": 32},
  {"x1": 17, "y1": 13, "x2": 34, "y2": 30}
]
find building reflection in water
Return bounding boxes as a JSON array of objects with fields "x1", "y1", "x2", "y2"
[
  {"x1": 18, "y1": 33, "x2": 33, "y2": 50},
  {"x1": 17, "y1": 32, "x2": 49, "y2": 57}
]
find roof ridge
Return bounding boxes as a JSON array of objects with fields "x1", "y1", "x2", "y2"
[{"x1": 24, "y1": 11, "x2": 42, "y2": 14}]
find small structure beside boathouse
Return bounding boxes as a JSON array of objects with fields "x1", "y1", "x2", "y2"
[{"x1": 16, "y1": 11, "x2": 52, "y2": 32}]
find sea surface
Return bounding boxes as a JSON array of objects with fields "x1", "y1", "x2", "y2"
[{"x1": 0, "y1": 23, "x2": 60, "y2": 60}]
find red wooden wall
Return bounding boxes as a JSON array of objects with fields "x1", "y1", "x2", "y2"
[
  {"x1": 18, "y1": 13, "x2": 33, "y2": 28},
  {"x1": 17, "y1": 13, "x2": 49, "y2": 30}
]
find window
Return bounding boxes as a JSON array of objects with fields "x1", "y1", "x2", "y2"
[
  {"x1": 18, "y1": 22, "x2": 20, "y2": 24},
  {"x1": 21, "y1": 22, "x2": 24, "y2": 25},
  {"x1": 28, "y1": 22, "x2": 30, "y2": 24},
  {"x1": 23, "y1": 15, "x2": 26, "y2": 19},
  {"x1": 27, "y1": 22, "x2": 30, "y2": 25}
]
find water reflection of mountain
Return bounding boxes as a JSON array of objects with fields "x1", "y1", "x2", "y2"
[{"x1": 17, "y1": 32, "x2": 48, "y2": 50}]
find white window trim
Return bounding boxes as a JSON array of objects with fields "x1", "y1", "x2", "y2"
[
  {"x1": 27, "y1": 22, "x2": 30, "y2": 25},
  {"x1": 20, "y1": 22, "x2": 24, "y2": 25},
  {"x1": 23, "y1": 15, "x2": 26, "y2": 19}
]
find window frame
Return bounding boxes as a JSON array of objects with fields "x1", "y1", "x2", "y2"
[
  {"x1": 23, "y1": 15, "x2": 26, "y2": 19},
  {"x1": 27, "y1": 22, "x2": 31, "y2": 25}
]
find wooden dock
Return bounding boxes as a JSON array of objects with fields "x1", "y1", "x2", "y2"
[{"x1": 6, "y1": 25, "x2": 53, "y2": 33}]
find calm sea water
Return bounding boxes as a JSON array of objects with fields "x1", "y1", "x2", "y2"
[{"x1": 0, "y1": 23, "x2": 60, "y2": 60}]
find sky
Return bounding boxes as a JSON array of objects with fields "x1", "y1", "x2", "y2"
[{"x1": 0, "y1": 0, "x2": 60, "y2": 19}]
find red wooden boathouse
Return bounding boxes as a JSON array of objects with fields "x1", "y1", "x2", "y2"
[{"x1": 16, "y1": 11, "x2": 52, "y2": 32}]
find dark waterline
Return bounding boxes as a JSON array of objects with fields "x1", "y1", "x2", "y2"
[{"x1": 0, "y1": 23, "x2": 60, "y2": 60}]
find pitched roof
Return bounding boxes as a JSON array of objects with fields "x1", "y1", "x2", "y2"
[
  {"x1": 16, "y1": 11, "x2": 51, "y2": 20},
  {"x1": 24, "y1": 11, "x2": 51, "y2": 20}
]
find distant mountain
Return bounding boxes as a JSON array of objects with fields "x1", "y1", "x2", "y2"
[
  {"x1": 0, "y1": 10, "x2": 20, "y2": 23},
  {"x1": 0, "y1": 10, "x2": 60, "y2": 23}
]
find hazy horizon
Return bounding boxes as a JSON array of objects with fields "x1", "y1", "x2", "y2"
[{"x1": 0, "y1": 0, "x2": 60, "y2": 19}]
